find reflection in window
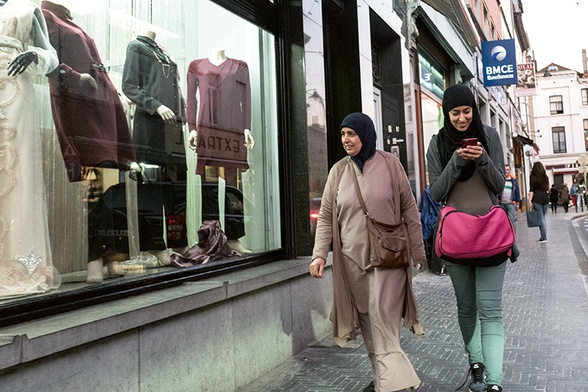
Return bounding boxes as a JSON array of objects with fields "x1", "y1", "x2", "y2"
[
  {"x1": 303, "y1": 0, "x2": 328, "y2": 237},
  {"x1": 0, "y1": 0, "x2": 280, "y2": 302},
  {"x1": 420, "y1": 92, "x2": 443, "y2": 185}
]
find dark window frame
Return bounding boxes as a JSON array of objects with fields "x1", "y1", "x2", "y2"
[
  {"x1": 550, "y1": 95, "x2": 564, "y2": 115},
  {"x1": 582, "y1": 89, "x2": 588, "y2": 106},
  {"x1": 552, "y1": 126, "x2": 566, "y2": 153},
  {"x1": 583, "y1": 119, "x2": 588, "y2": 151}
]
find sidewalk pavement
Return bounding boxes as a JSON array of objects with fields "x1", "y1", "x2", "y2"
[{"x1": 238, "y1": 209, "x2": 588, "y2": 392}]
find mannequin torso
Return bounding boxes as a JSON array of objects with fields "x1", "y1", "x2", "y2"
[{"x1": 208, "y1": 48, "x2": 227, "y2": 66}]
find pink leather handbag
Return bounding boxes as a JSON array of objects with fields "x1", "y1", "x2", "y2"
[{"x1": 435, "y1": 205, "x2": 515, "y2": 266}]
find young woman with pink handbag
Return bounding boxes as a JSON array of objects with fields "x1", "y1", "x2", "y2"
[{"x1": 426, "y1": 84, "x2": 508, "y2": 392}]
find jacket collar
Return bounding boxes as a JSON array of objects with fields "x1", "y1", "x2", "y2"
[{"x1": 41, "y1": 1, "x2": 73, "y2": 20}]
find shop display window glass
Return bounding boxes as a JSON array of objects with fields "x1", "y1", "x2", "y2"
[
  {"x1": 418, "y1": 50, "x2": 445, "y2": 186},
  {"x1": 0, "y1": 0, "x2": 279, "y2": 302}
]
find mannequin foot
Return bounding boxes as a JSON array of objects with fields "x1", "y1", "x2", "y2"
[
  {"x1": 172, "y1": 246, "x2": 189, "y2": 256},
  {"x1": 106, "y1": 261, "x2": 126, "y2": 277},
  {"x1": 86, "y1": 258, "x2": 104, "y2": 283},
  {"x1": 228, "y1": 239, "x2": 251, "y2": 254},
  {"x1": 149, "y1": 250, "x2": 171, "y2": 266}
]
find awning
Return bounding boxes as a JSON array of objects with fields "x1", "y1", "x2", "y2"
[{"x1": 514, "y1": 135, "x2": 534, "y2": 146}]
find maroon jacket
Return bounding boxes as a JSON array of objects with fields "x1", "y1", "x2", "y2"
[{"x1": 42, "y1": 1, "x2": 135, "y2": 181}]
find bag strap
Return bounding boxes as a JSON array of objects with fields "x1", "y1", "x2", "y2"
[
  {"x1": 349, "y1": 151, "x2": 402, "y2": 224},
  {"x1": 350, "y1": 164, "x2": 370, "y2": 216}
]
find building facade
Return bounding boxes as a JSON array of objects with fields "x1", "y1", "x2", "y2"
[
  {"x1": 531, "y1": 61, "x2": 588, "y2": 190},
  {"x1": 0, "y1": 0, "x2": 533, "y2": 390}
]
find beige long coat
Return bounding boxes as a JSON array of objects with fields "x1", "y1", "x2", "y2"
[{"x1": 312, "y1": 151, "x2": 425, "y2": 391}]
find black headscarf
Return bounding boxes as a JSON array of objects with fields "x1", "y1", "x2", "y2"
[
  {"x1": 438, "y1": 84, "x2": 488, "y2": 181},
  {"x1": 340, "y1": 112, "x2": 377, "y2": 172}
]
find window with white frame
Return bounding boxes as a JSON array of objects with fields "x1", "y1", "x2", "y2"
[{"x1": 550, "y1": 95, "x2": 564, "y2": 114}]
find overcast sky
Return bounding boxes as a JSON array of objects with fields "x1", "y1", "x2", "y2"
[{"x1": 522, "y1": 0, "x2": 587, "y2": 72}]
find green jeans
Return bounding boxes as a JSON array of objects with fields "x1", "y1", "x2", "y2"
[{"x1": 446, "y1": 261, "x2": 507, "y2": 386}]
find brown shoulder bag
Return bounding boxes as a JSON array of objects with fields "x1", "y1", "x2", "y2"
[{"x1": 350, "y1": 153, "x2": 409, "y2": 269}]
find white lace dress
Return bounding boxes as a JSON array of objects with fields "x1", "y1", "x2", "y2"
[{"x1": 0, "y1": 0, "x2": 60, "y2": 297}]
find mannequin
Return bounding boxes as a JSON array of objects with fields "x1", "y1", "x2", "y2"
[
  {"x1": 188, "y1": 48, "x2": 254, "y2": 151},
  {"x1": 42, "y1": 1, "x2": 135, "y2": 183},
  {"x1": 186, "y1": 49, "x2": 254, "y2": 252},
  {"x1": 0, "y1": 0, "x2": 61, "y2": 296},
  {"x1": 122, "y1": 29, "x2": 188, "y2": 265},
  {"x1": 42, "y1": 0, "x2": 136, "y2": 282},
  {"x1": 123, "y1": 29, "x2": 186, "y2": 166},
  {"x1": 186, "y1": 48, "x2": 255, "y2": 180}
]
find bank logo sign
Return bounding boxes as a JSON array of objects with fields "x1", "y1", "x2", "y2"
[{"x1": 482, "y1": 39, "x2": 517, "y2": 86}]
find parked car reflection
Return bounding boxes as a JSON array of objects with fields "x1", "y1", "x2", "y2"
[
  {"x1": 310, "y1": 197, "x2": 321, "y2": 239},
  {"x1": 88, "y1": 181, "x2": 246, "y2": 255}
]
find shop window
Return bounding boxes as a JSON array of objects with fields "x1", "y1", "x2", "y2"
[
  {"x1": 303, "y1": 0, "x2": 328, "y2": 236},
  {"x1": 0, "y1": 0, "x2": 280, "y2": 305}
]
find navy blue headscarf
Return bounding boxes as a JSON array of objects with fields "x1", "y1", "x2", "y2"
[{"x1": 340, "y1": 112, "x2": 377, "y2": 172}]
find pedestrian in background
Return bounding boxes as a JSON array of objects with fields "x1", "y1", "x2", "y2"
[
  {"x1": 426, "y1": 84, "x2": 507, "y2": 392},
  {"x1": 499, "y1": 164, "x2": 520, "y2": 229},
  {"x1": 559, "y1": 183, "x2": 570, "y2": 213},
  {"x1": 310, "y1": 112, "x2": 425, "y2": 392},
  {"x1": 570, "y1": 183, "x2": 578, "y2": 207},
  {"x1": 549, "y1": 184, "x2": 559, "y2": 213},
  {"x1": 528, "y1": 162, "x2": 550, "y2": 243}
]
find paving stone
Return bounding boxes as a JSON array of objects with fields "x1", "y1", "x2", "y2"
[{"x1": 238, "y1": 211, "x2": 588, "y2": 392}]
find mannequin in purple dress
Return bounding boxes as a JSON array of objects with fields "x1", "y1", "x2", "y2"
[
  {"x1": 186, "y1": 48, "x2": 255, "y2": 184},
  {"x1": 186, "y1": 49, "x2": 254, "y2": 253}
]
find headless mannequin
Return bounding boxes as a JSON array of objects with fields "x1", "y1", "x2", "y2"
[
  {"x1": 188, "y1": 48, "x2": 255, "y2": 151},
  {"x1": 142, "y1": 30, "x2": 176, "y2": 125},
  {"x1": 42, "y1": 1, "x2": 124, "y2": 282},
  {"x1": 187, "y1": 48, "x2": 253, "y2": 254},
  {"x1": 41, "y1": 1, "x2": 124, "y2": 283},
  {"x1": 122, "y1": 29, "x2": 187, "y2": 266}
]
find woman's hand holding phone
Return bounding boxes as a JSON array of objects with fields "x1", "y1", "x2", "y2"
[
  {"x1": 458, "y1": 137, "x2": 482, "y2": 160},
  {"x1": 461, "y1": 137, "x2": 478, "y2": 148}
]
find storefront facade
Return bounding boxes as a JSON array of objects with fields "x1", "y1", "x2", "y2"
[
  {"x1": 0, "y1": 0, "x2": 528, "y2": 390},
  {"x1": 0, "y1": 1, "x2": 324, "y2": 390}
]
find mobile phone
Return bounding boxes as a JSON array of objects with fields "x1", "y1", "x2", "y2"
[{"x1": 461, "y1": 138, "x2": 478, "y2": 148}]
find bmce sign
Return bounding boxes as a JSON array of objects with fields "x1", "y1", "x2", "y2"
[{"x1": 481, "y1": 39, "x2": 517, "y2": 87}]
